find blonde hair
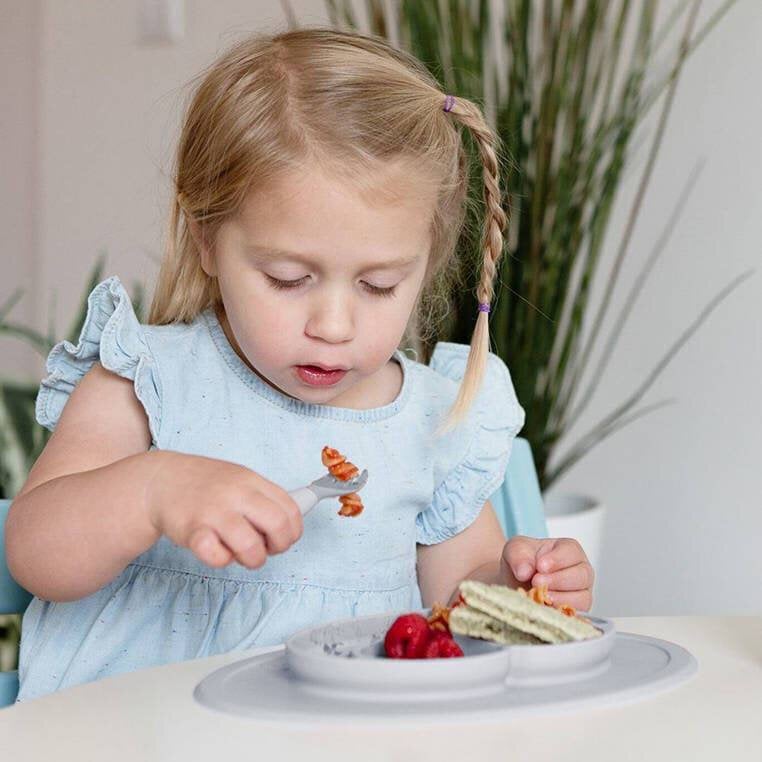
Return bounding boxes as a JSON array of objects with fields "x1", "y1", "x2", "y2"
[{"x1": 149, "y1": 28, "x2": 507, "y2": 433}]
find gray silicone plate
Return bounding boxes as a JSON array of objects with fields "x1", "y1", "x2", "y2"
[
  {"x1": 193, "y1": 610, "x2": 698, "y2": 725},
  {"x1": 284, "y1": 609, "x2": 616, "y2": 700}
]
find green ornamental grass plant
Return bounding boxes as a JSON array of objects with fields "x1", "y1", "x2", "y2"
[
  {"x1": 0, "y1": 255, "x2": 145, "y2": 500},
  {"x1": 294, "y1": 0, "x2": 750, "y2": 488}
]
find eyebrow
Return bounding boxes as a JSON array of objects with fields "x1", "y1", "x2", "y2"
[{"x1": 246, "y1": 245, "x2": 422, "y2": 271}]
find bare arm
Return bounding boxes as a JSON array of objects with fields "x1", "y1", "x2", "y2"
[
  {"x1": 5, "y1": 363, "x2": 161, "y2": 602},
  {"x1": 417, "y1": 502, "x2": 596, "y2": 612},
  {"x1": 416, "y1": 501, "x2": 518, "y2": 607}
]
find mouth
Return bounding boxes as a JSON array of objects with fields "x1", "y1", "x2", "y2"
[
  {"x1": 302, "y1": 362, "x2": 349, "y2": 372},
  {"x1": 295, "y1": 364, "x2": 349, "y2": 387}
]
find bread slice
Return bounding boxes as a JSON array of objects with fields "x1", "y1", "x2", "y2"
[
  {"x1": 448, "y1": 604, "x2": 544, "y2": 645},
  {"x1": 450, "y1": 580, "x2": 602, "y2": 644}
]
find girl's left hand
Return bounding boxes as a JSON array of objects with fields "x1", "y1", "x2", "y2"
[{"x1": 499, "y1": 536, "x2": 595, "y2": 612}]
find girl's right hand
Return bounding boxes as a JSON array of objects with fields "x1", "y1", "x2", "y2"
[{"x1": 144, "y1": 451, "x2": 303, "y2": 569}]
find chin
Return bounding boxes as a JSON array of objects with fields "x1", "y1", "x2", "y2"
[
  {"x1": 283, "y1": 368, "x2": 347, "y2": 398},
  {"x1": 295, "y1": 381, "x2": 347, "y2": 399}
]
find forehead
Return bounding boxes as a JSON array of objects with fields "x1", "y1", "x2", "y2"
[{"x1": 233, "y1": 161, "x2": 438, "y2": 267}]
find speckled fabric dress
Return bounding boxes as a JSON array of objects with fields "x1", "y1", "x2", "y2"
[{"x1": 16, "y1": 276, "x2": 525, "y2": 701}]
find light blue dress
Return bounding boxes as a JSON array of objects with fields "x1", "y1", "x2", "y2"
[{"x1": 16, "y1": 276, "x2": 525, "y2": 701}]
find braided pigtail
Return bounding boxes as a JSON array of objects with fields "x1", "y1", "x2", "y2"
[{"x1": 435, "y1": 95, "x2": 507, "y2": 436}]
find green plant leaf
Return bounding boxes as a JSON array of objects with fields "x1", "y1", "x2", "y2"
[
  {"x1": 0, "y1": 250, "x2": 147, "y2": 498},
  {"x1": 319, "y1": 0, "x2": 741, "y2": 489}
]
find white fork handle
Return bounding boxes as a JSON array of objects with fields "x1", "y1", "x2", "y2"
[{"x1": 288, "y1": 486, "x2": 319, "y2": 516}]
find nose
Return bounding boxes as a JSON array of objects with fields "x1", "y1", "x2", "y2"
[{"x1": 304, "y1": 286, "x2": 355, "y2": 344}]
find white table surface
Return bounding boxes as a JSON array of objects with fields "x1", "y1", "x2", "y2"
[{"x1": 1, "y1": 616, "x2": 760, "y2": 761}]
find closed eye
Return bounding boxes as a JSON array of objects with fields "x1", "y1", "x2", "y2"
[
  {"x1": 265, "y1": 275, "x2": 397, "y2": 298},
  {"x1": 265, "y1": 275, "x2": 309, "y2": 290},
  {"x1": 360, "y1": 282, "x2": 397, "y2": 298}
]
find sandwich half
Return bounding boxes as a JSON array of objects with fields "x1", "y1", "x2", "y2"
[{"x1": 449, "y1": 580, "x2": 602, "y2": 645}]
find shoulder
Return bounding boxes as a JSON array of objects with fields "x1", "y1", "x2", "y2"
[
  {"x1": 427, "y1": 341, "x2": 515, "y2": 384},
  {"x1": 400, "y1": 344, "x2": 459, "y2": 412},
  {"x1": 405, "y1": 342, "x2": 523, "y2": 429},
  {"x1": 142, "y1": 311, "x2": 209, "y2": 351},
  {"x1": 411, "y1": 342, "x2": 526, "y2": 545},
  {"x1": 142, "y1": 320, "x2": 200, "y2": 340},
  {"x1": 138, "y1": 308, "x2": 218, "y2": 388},
  {"x1": 407, "y1": 341, "x2": 525, "y2": 483}
]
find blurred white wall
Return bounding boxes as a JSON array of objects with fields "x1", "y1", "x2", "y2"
[
  {"x1": 1, "y1": 1, "x2": 39, "y2": 379},
  {"x1": 550, "y1": 0, "x2": 762, "y2": 616},
  {"x1": 1, "y1": 0, "x2": 760, "y2": 615}
]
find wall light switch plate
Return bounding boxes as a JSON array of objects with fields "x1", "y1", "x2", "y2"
[{"x1": 139, "y1": 0, "x2": 185, "y2": 43}]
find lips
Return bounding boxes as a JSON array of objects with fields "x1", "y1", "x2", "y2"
[
  {"x1": 302, "y1": 362, "x2": 349, "y2": 372},
  {"x1": 295, "y1": 364, "x2": 348, "y2": 387}
]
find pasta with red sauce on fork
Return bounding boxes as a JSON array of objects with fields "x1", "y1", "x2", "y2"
[{"x1": 321, "y1": 446, "x2": 364, "y2": 517}]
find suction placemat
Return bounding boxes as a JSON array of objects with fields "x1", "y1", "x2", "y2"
[{"x1": 194, "y1": 632, "x2": 697, "y2": 725}]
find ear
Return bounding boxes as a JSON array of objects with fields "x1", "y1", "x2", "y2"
[{"x1": 187, "y1": 218, "x2": 217, "y2": 277}]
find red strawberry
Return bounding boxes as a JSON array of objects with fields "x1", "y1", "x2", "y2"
[
  {"x1": 422, "y1": 630, "x2": 464, "y2": 659},
  {"x1": 436, "y1": 636, "x2": 464, "y2": 658},
  {"x1": 384, "y1": 614, "x2": 431, "y2": 658},
  {"x1": 423, "y1": 634, "x2": 443, "y2": 658}
]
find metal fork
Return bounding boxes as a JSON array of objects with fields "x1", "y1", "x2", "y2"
[{"x1": 287, "y1": 469, "x2": 369, "y2": 516}]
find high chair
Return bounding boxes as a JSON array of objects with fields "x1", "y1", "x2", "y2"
[
  {"x1": 0, "y1": 437, "x2": 545, "y2": 707},
  {"x1": 489, "y1": 437, "x2": 549, "y2": 539}
]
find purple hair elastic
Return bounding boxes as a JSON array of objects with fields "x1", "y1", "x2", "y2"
[
  {"x1": 443, "y1": 94, "x2": 456, "y2": 113},
  {"x1": 477, "y1": 302, "x2": 491, "y2": 314}
]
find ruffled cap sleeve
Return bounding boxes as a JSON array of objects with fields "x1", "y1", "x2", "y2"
[
  {"x1": 35, "y1": 276, "x2": 162, "y2": 443},
  {"x1": 415, "y1": 342, "x2": 525, "y2": 545}
]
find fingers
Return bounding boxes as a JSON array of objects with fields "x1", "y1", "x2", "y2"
[
  {"x1": 532, "y1": 561, "x2": 594, "y2": 593},
  {"x1": 248, "y1": 479, "x2": 303, "y2": 538},
  {"x1": 279, "y1": 494, "x2": 304, "y2": 544},
  {"x1": 534, "y1": 538, "x2": 589, "y2": 574},
  {"x1": 503, "y1": 536, "x2": 554, "y2": 583},
  {"x1": 188, "y1": 526, "x2": 234, "y2": 568},
  {"x1": 531, "y1": 539, "x2": 594, "y2": 611},
  {"x1": 214, "y1": 512, "x2": 269, "y2": 568},
  {"x1": 189, "y1": 495, "x2": 302, "y2": 569},
  {"x1": 189, "y1": 520, "x2": 267, "y2": 570},
  {"x1": 541, "y1": 589, "x2": 593, "y2": 613},
  {"x1": 240, "y1": 496, "x2": 302, "y2": 555},
  {"x1": 502, "y1": 536, "x2": 594, "y2": 613}
]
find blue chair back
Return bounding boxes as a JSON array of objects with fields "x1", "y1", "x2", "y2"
[
  {"x1": 489, "y1": 437, "x2": 548, "y2": 539},
  {"x1": 0, "y1": 498, "x2": 33, "y2": 707}
]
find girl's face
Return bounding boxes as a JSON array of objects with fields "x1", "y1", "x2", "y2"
[{"x1": 198, "y1": 162, "x2": 436, "y2": 408}]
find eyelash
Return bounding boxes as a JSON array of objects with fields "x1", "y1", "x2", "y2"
[{"x1": 264, "y1": 275, "x2": 397, "y2": 298}]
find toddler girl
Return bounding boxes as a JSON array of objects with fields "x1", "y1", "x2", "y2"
[{"x1": 7, "y1": 28, "x2": 593, "y2": 702}]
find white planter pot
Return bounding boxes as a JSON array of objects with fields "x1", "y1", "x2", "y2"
[{"x1": 543, "y1": 493, "x2": 606, "y2": 572}]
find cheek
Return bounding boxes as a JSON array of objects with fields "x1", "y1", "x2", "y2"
[
  {"x1": 241, "y1": 311, "x2": 298, "y2": 360},
  {"x1": 356, "y1": 302, "x2": 411, "y2": 360},
  {"x1": 220, "y1": 279, "x2": 299, "y2": 360}
]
